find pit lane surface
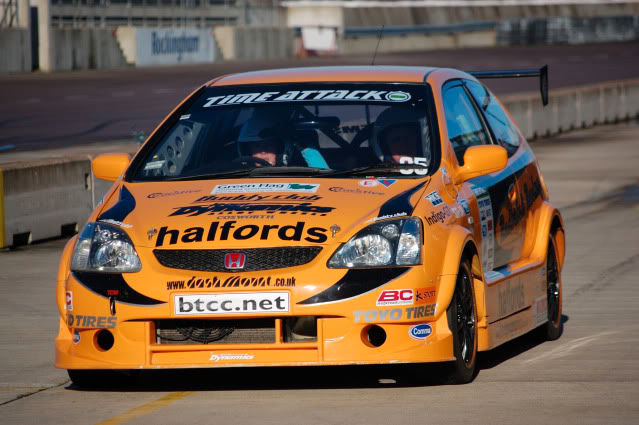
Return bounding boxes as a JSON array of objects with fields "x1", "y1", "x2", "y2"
[
  {"x1": 1, "y1": 121, "x2": 638, "y2": 424},
  {"x1": 1, "y1": 41, "x2": 638, "y2": 151}
]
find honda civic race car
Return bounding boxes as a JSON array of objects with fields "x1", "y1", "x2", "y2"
[{"x1": 56, "y1": 65, "x2": 565, "y2": 386}]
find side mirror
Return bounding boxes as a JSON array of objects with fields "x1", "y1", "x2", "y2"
[
  {"x1": 456, "y1": 145, "x2": 507, "y2": 183},
  {"x1": 92, "y1": 153, "x2": 131, "y2": 182}
]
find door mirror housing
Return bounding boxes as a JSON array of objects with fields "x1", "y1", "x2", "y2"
[
  {"x1": 92, "y1": 153, "x2": 131, "y2": 182},
  {"x1": 456, "y1": 145, "x2": 508, "y2": 183}
]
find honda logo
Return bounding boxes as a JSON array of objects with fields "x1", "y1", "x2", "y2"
[{"x1": 224, "y1": 253, "x2": 246, "y2": 270}]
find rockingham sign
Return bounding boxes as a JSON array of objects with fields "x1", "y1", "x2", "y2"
[{"x1": 117, "y1": 27, "x2": 216, "y2": 66}]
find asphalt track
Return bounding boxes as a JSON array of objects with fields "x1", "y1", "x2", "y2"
[
  {"x1": 0, "y1": 120, "x2": 638, "y2": 424},
  {"x1": 1, "y1": 41, "x2": 638, "y2": 151}
]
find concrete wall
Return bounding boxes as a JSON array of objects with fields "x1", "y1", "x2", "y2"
[
  {"x1": 50, "y1": 29, "x2": 127, "y2": 72},
  {"x1": 214, "y1": 26, "x2": 295, "y2": 61},
  {"x1": 1, "y1": 77, "x2": 639, "y2": 248},
  {"x1": 0, "y1": 29, "x2": 31, "y2": 74}
]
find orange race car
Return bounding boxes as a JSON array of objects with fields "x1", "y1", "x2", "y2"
[{"x1": 55, "y1": 65, "x2": 565, "y2": 387}]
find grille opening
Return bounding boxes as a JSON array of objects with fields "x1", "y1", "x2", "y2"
[
  {"x1": 283, "y1": 316, "x2": 317, "y2": 342},
  {"x1": 96, "y1": 329, "x2": 115, "y2": 351},
  {"x1": 156, "y1": 318, "x2": 275, "y2": 345},
  {"x1": 153, "y1": 246, "x2": 322, "y2": 272}
]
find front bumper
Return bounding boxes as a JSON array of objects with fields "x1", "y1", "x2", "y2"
[{"x1": 56, "y1": 266, "x2": 457, "y2": 370}]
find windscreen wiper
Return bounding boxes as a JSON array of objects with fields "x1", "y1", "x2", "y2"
[
  {"x1": 324, "y1": 162, "x2": 428, "y2": 177},
  {"x1": 246, "y1": 166, "x2": 335, "y2": 175},
  {"x1": 164, "y1": 168, "x2": 259, "y2": 181}
]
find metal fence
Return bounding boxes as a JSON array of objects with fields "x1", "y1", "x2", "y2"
[{"x1": 47, "y1": 0, "x2": 281, "y2": 28}]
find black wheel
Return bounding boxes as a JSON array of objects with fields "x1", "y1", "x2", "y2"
[
  {"x1": 443, "y1": 258, "x2": 478, "y2": 384},
  {"x1": 67, "y1": 369, "x2": 139, "y2": 389},
  {"x1": 541, "y1": 234, "x2": 563, "y2": 341},
  {"x1": 232, "y1": 156, "x2": 273, "y2": 167}
]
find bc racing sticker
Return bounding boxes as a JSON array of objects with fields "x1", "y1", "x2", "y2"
[
  {"x1": 376, "y1": 289, "x2": 414, "y2": 307},
  {"x1": 65, "y1": 291, "x2": 73, "y2": 311},
  {"x1": 202, "y1": 90, "x2": 411, "y2": 107},
  {"x1": 211, "y1": 183, "x2": 319, "y2": 194},
  {"x1": 409, "y1": 323, "x2": 432, "y2": 340},
  {"x1": 476, "y1": 191, "x2": 494, "y2": 272},
  {"x1": 425, "y1": 191, "x2": 443, "y2": 206}
]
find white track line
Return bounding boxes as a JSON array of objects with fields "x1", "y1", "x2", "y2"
[{"x1": 523, "y1": 331, "x2": 620, "y2": 364}]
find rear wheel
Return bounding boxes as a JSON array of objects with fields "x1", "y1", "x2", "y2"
[
  {"x1": 541, "y1": 234, "x2": 563, "y2": 340},
  {"x1": 443, "y1": 258, "x2": 478, "y2": 384}
]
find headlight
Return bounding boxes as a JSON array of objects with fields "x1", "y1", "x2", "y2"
[
  {"x1": 71, "y1": 222, "x2": 141, "y2": 273},
  {"x1": 328, "y1": 218, "x2": 422, "y2": 268}
]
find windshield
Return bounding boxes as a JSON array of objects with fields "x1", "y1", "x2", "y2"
[{"x1": 132, "y1": 83, "x2": 435, "y2": 181}]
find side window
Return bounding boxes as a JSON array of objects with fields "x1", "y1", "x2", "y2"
[
  {"x1": 442, "y1": 81, "x2": 490, "y2": 165},
  {"x1": 465, "y1": 80, "x2": 521, "y2": 156}
]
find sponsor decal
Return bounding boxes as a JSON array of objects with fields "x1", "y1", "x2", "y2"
[
  {"x1": 179, "y1": 114, "x2": 191, "y2": 120},
  {"x1": 399, "y1": 157, "x2": 428, "y2": 175},
  {"x1": 477, "y1": 192, "x2": 495, "y2": 272},
  {"x1": 494, "y1": 317, "x2": 529, "y2": 339},
  {"x1": 99, "y1": 219, "x2": 133, "y2": 228},
  {"x1": 148, "y1": 189, "x2": 201, "y2": 199},
  {"x1": 144, "y1": 160, "x2": 165, "y2": 170},
  {"x1": 498, "y1": 281, "x2": 525, "y2": 317},
  {"x1": 532, "y1": 295, "x2": 548, "y2": 325},
  {"x1": 224, "y1": 253, "x2": 246, "y2": 270},
  {"x1": 167, "y1": 276, "x2": 296, "y2": 291},
  {"x1": 107, "y1": 289, "x2": 119, "y2": 296},
  {"x1": 377, "y1": 179, "x2": 397, "y2": 188},
  {"x1": 73, "y1": 330, "x2": 81, "y2": 344},
  {"x1": 470, "y1": 184, "x2": 487, "y2": 197},
  {"x1": 425, "y1": 191, "x2": 443, "y2": 206},
  {"x1": 484, "y1": 270, "x2": 505, "y2": 281},
  {"x1": 366, "y1": 212, "x2": 408, "y2": 224},
  {"x1": 211, "y1": 183, "x2": 319, "y2": 194},
  {"x1": 330, "y1": 224, "x2": 341, "y2": 238},
  {"x1": 377, "y1": 289, "x2": 413, "y2": 307},
  {"x1": 174, "y1": 292, "x2": 289, "y2": 316},
  {"x1": 359, "y1": 179, "x2": 378, "y2": 187},
  {"x1": 195, "y1": 194, "x2": 321, "y2": 203},
  {"x1": 329, "y1": 187, "x2": 384, "y2": 196},
  {"x1": 209, "y1": 353, "x2": 254, "y2": 362},
  {"x1": 425, "y1": 206, "x2": 453, "y2": 226},
  {"x1": 170, "y1": 202, "x2": 333, "y2": 217},
  {"x1": 409, "y1": 324, "x2": 432, "y2": 340},
  {"x1": 441, "y1": 168, "x2": 453, "y2": 185},
  {"x1": 203, "y1": 90, "x2": 411, "y2": 107},
  {"x1": 155, "y1": 221, "x2": 328, "y2": 247},
  {"x1": 354, "y1": 304, "x2": 436, "y2": 322},
  {"x1": 67, "y1": 314, "x2": 117, "y2": 329},
  {"x1": 451, "y1": 206, "x2": 465, "y2": 219},
  {"x1": 65, "y1": 291, "x2": 73, "y2": 311},
  {"x1": 460, "y1": 199, "x2": 470, "y2": 215},
  {"x1": 415, "y1": 287, "x2": 436, "y2": 304}
]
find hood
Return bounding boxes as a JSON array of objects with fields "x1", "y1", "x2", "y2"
[{"x1": 97, "y1": 178, "x2": 430, "y2": 249}]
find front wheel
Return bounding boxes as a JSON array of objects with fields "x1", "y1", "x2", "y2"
[
  {"x1": 541, "y1": 234, "x2": 563, "y2": 341},
  {"x1": 443, "y1": 258, "x2": 478, "y2": 384}
]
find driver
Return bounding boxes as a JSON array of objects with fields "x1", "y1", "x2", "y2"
[
  {"x1": 247, "y1": 139, "x2": 279, "y2": 166},
  {"x1": 371, "y1": 107, "x2": 429, "y2": 164}
]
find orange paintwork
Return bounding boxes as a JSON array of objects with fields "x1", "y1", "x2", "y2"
[{"x1": 56, "y1": 66, "x2": 564, "y2": 371}]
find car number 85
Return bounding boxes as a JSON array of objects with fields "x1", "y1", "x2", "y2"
[{"x1": 399, "y1": 157, "x2": 428, "y2": 175}]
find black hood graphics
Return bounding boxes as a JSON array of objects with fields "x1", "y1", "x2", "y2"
[{"x1": 98, "y1": 185, "x2": 136, "y2": 223}]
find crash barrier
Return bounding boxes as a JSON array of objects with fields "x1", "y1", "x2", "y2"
[
  {"x1": 48, "y1": 28, "x2": 127, "y2": 72},
  {"x1": 339, "y1": 2, "x2": 639, "y2": 28},
  {"x1": 214, "y1": 26, "x2": 296, "y2": 61},
  {"x1": 1, "y1": 77, "x2": 638, "y2": 248},
  {"x1": 339, "y1": 15, "x2": 639, "y2": 55},
  {"x1": 0, "y1": 29, "x2": 32, "y2": 73},
  {"x1": 116, "y1": 27, "x2": 217, "y2": 67}
]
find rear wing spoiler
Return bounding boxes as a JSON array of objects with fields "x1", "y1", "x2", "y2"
[{"x1": 469, "y1": 65, "x2": 548, "y2": 106}]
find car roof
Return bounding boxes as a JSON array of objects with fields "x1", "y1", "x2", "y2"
[{"x1": 208, "y1": 66, "x2": 457, "y2": 86}]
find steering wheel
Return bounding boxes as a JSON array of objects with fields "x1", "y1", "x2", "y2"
[{"x1": 232, "y1": 156, "x2": 273, "y2": 167}]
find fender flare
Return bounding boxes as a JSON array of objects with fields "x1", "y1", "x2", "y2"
[{"x1": 531, "y1": 201, "x2": 565, "y2": 270}]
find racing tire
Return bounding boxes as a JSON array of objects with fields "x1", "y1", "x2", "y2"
[
  {"x1": 67, "y1": 369, "x2": 139, "y2": 389},
  {"x1": 540, "y1": 234, "x2": 563, "y2": 341},
  {"x1": 442, "y1": 258, "x2": 479, "y2": 385}
]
